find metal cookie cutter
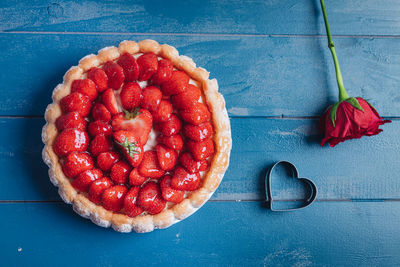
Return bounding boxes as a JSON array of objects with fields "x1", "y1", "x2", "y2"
[{"x1": 265, "y1": 161, "x2": 317, "y2": 211}]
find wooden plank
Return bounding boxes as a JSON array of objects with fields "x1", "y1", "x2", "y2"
[
  {"x1": 2, "y1": 0, "x2": 400, "y2": 35},
  {"x1": 1, "y1": 33, "x2": 400, "y2": 117},
  {"x1": 1, "y1": 118, "x2": 398, "y2": 201}
]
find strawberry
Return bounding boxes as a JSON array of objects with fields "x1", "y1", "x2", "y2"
[
  {"x1": 137, "y1": 181, "x2": 166, "y2": 215},
  {"x1": 140, "y1": 86, "x2": 162, "y2": 112},
  {"x1": 88, "y1": 177, "x2": 113, "y2": 204},
  {"x1": 101, "y1": 88, "x2": 120, "y2": 115},
  {"x1": 123, "y1": 186, "x2": 144, "y2": 217},
  {"x1": 156, "y1": 114, "x2": 182, "y2": 136},
  {"x1": 129, "y1": 168, "x2": 147, "y2": 186},
  {"x1": 117, "y1": 53, "x2": 140, "y2": 82},
  {"x1": 171, "y1": 84, "x2": 201, "y2": 110},
  {"x1": 137, "y1": 151, "x2": 165, "y2": 179},
  {"x1": 89, "y1": 134, "x2": 112, "y2": 156},
  {"x1": 101, "y1": 185, "x2": 128, "y2": 212},
  {"x1": 179, "y1": 152, "x2": 208, "y2": 174},
  {"x1": 72, "y1": 169, "x2": 103, "y2": 192},
  {"x1": 55, "y1": 112, "x2": 87, "y2": 132},
  {"x1": 103, "y1": 61, "x2": 125, "y2": 89},
  {"x1": 60, "y1": 92, "x2": 91, "y2": 117},
  {"x1": 171, "y1": 166, "x2": 201, "y2": 191},
  {"x1": 152, "y1": 100, "x2": 173, "y2": 122},
  {"x1": 87, "y1": 67, "x2": 108, "y2": 92},
  {"x1": 71, "y1": 79, "x2": 98, "y2": 101},
  {"x1": 53, "y1": 128, "x2": 89, "y2": 157},
  {"x1": 156, "y1": 144, "x2": 178, "y2": 171},
  {"x1": 96, "y1": 151, "x2": 120, "y2": 171},
  {"x1": 120, "y1": 82, "x2": 141, "y2": 111},
  {"x1": 179, "y1": 103, "x2": 211, "y2": 125},
  {"x1": 160, "y1": 175, "x2": 184, "y2": 203},
  {"x1": 137, "y1": 53, "x2": 158, "y2": 81},
  {"x1": 157, "y1": 134, "x2": 184, "y2": 150},
  {"x1": 88, "y1": 121, "x2": 112, "y2": 137},
  {"x1": 151, "y1": 59, "x2": 173, "y2": 85},
  {"x1": 183, "y1": 122, "x2": 213, "y2": 141},
  {"x1": 186, "y1": 139, "x2": 215, "y2": 161},
  {"x1": 110, "y1": 161, "x2": 131, "y2": 184},
  {"x1": 161, "y1": 71, "x2": 189, "y2": 96},
  {"x1": 62, "y1": 152, "x2": 94, "y2": 178},
  {"x1": 113, "y1": 130, "x2": 144, "y2": 167},
  {"x1": 92, "y1": 103, "x2": 111, "y2": 122}
]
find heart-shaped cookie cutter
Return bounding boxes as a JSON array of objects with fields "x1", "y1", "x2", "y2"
[{"x1": 265, "y1": 161, "x2": 317, "y2": 211}]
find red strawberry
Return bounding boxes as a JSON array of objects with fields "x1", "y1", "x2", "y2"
[
  {"x1": 55, "y1": 112, "x2": 87, "y2": 132},
  {"x1": 110, "y1": 161, "x2": 131, "y2": 184},
  {"x1": 72, "y1": 169, "x2": 103, "y2": 192},
  {"x1": 62, "y1": 152, "x2": 94, "y2": 178},
  {"x1": 101, "y1": 185, "x2": 128, "y2": 212},
  {"x1": 140, "y1": 86, "x2": 162, "y2": 112},
  {"x1": 53, "y1": 128, "x2": 89, "y2": 157},
  {"x1": 123, "y1": 186, "x2": 144, "y2": 217},
  {"x1": 89, "y1": 134, "x2": 112, "y2": 156},
  {"x1": 171, "y1": 84, "x2": 201, "y2": 110},
  {"x1": 60, "y1": 92, "x2": 91, "y2": 117},
  {"x1": 87, "y1": 67, "x2": 108, "y2": 92},
  {"x1": 137, "y1": 53, "x2": 158, "y2": 81},
  {"x1": 137, "y1": 181, "x2": 166, "y2": 215},
  {"x1": 96, "y1": 151, "x2": 120, "y2": 171},
  {"x1": 179, "y1": 152, "x2": 208, "y2": 174},
  {"x1": 151, "y1": 59, "x2": 173, "y2": 85},
  {"x1": 156, "y1": 144, "x2": 178, "y2": 171},
  {"x1": 129, "y1": 168, "x2": 147, "y2": 186},
  {"x1": 92, "y1": 103, "x2": 111, "y2": 122},
  {"x1": 101, "y1": 88, "x2": 120, "y2": 115},
  {"x1": 113, "y1": 130, "x2": 144, "y2": 167},
  {"x1": 88, "y1": 121, "x2": 112, "y2": 137},
  {"x1": 161, "y1": 71, "x2": 189, "y2": 96},
  {"x1": 152, "y1": 100, "x2": 173, "y2": 122},
  {"x1": 156, "y1": 134, "x2": 184, "y2": 150},
  {"x1": 156, "y1": 114, "x2": 182, "y2": 136},
  {"x1": 160, "y1": 175, "x2": 184, "y2": 203},
  {"x1": 88, "y1": 177, "x2": 113, "y2": 204},
  {"x1": 120, "y1": 82, "x2": 141, "y2": 110},
  {"x1": 137, "y1": 151, "x2": 165, "y2": 179},
  {"x1": 183, "y1": 122, "x2": 213, "y2": 141},
  {"x1": 71, "y1": 79, "x2": 98, "y2": 101},
  {"x1": 103, "y1": 61, "x2": 125, "y2": 89},
  {"x1": 179, "y1": 103, "x2": 211, "y2": 125},
  {"x1": 186, "y1": 139, "x2": 215, "y2": 161},
  {"x1": 117, "y1": 53, "x2": 140, "y2": 82},
  {"x1": 171, "y1": 166, "x2": 201, "y2": 191}
]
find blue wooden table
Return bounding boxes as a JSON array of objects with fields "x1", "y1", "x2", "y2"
[{"x1": 1, "y1": 1, "x2": 400, "y2": 266}]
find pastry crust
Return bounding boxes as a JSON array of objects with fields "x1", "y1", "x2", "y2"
[{"x1": 42, "y1": 40, "x2": 232, "y2": 233}]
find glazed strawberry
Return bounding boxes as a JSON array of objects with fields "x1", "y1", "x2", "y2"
[
  {"x1": 171, "y1": 166, "x2": 201, "y2": 191},
  {"x1": 87, "y1": 67, "x2": 108, "y2": 92},
  {"x1": 179, "y1": 152, "x2": 208, "y2": 174},
  {"x1": 151, "y1": 59, "x2": 173, "y2": 85},
  {"x1": 137, "y1": 181, "x2": 166, "y2": 215},
  {"x1": 152, "y1": 100, "x2": 173, "y2": 122},
  {"x1": 103, "y1": 61, "x2": 125, "y2": 89},
  {"x1": 71, "y1": 79, "x2": 98, "y2": 101},
  {"x1": 55, "y1": 112, "x2": 87, "y2": 132},
  {"x1": 89, "y1": 177, "x2": 113, "y2": 204},
  {"x1": 60, "y1": 92, "x2": 91, "y2": 117},
  {"x1": 72, "y1": 169, "x2": 103, "y2": 192},
  {"x1": 161, "y1": 71, "x2": 189, "y2": 96},
  {"x1": 101, "y1": 89, "x2": 120, "y2": 115},
  {"x1": 92, "y1": 103, "x2": 111, "y2": 122},
  {"x1": 88, "y1": 121, "x2": 112, "y2": 137},
  {"x1": 171, "y1": 84, "x2": 201, "y2": 110},
  {"x1": 156, "y1": 144, "x2": 178, "y2": 171},
  {"x1": 89, "y1": 134, "x2": 112, "y2": 156},
  {"x1": 120, "y1": 82, "x2": 141, "y2": 110},
  {"x1": 96, "y1": 151, "x2": 120, "y2": 171},
  {"x1": 179, "y1": 103, "x2": 211, "y2": 125},
  {"x1": 137, "y1": 53, "x2": 158, "y2": 81},
  {"x1": 113, "y1": 130, "x2": 144, "y2": 167},
  {"x1": 183, "y1": 122, "x2": 213, "y2": 141},
  {"x1": 117, "y1": 53, "x2": 139, "y2": 82},
  {"x1": 123, "y1": 186, "x2": 144, "y2": 217},
  {"x1": 186, "y1": 139, "x2": 215, "y2": 161},
  {"x1": 156, "y1": 114, "x2": 182, "y2": 136},
  {"x1": 101, "y1": 185, "x2": 128, "y2": 212},
  {"x1": 156, "y1": 134, "x2": 184, "y2": 150},
  {"x1": 110, "y1": 161, "x2": 131, "y2": 184},
  {"x1": 137, "y1": 151, "x2": 165, "y2": 179},
  {"x1": 129, "y1": 168, "x2": 147, "y2": 186},
  {"x1": 62, "y1": 152, "x2": 94, "y2": 178},
  {"x1": 140, "y1": 86, "x2": 162, "y2": 112},
  {"x1": 160, "y1": 175, "x2": 184, "y2": 203},
  {"x1": 53, "y1": 128, "x2": 89, "y2": 157}
]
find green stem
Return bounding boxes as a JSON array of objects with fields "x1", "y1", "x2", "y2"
[{"x1": 320, "y1": 0, "x2": 349, "y2": 101}]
